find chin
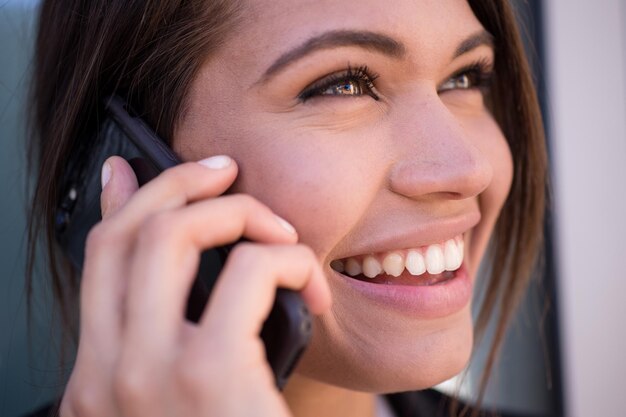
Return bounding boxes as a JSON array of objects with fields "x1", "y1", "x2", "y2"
[{"x1": 296, "y1": 304, "x2": 475, "y2": 393}]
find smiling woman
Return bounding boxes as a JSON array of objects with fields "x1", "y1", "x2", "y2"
[{"x1": 26, "y1": 1, "x2": 546, "y2": 417}]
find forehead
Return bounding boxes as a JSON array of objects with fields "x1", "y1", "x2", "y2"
[
  {"x1": 184, "y1": 0, "x2": 491, "y2": 123},
  {"x1": 212, "y1": 0, "x2": 487, "y2": 84},
  {"x1": 237, "y1": 0, "x2": 484, "y2": 53}
]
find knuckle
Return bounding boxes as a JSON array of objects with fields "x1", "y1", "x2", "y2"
[
  {"x1": 230, "y1": 242, "x2": 268, "y2": 267},
  {"x1": 113, "y1": 363, "x2": 157, "y2": 408},
  {"x1": 84, "y1": 223, "x2": 111, "y2": 252},
  {"x1": 66, "y1": 383, "x2": 106, "y2": 417},
  {"x1": 174, "y1": 354, "x2": 222, "y2": 399},
  {"x1": 292, "y1": 244, "x2": 322, "y2": 278},
  {"x1": 295, "y1": 243, "x2": 317, "y2": 260},
  {"x1": 84, "y1": 222, "x2": 119, "y2": 260},
  {"x1": 175, "y1": 359, "x2": 206, "y2": 391},
  {"x1": 138, "y1": 211, "x2": 179, "y2": 244},
  {"x1": 229, "y1": 193, "x2": 266, "y2": 213},
  {"x1": 228, "y1": 241, "x2": 253, "y2": 259}
]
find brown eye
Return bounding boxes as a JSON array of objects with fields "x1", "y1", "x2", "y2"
[
  {"x1": 320, "y1": 79, "x2": 366, "y2": 96},
  {"x1": 299, "y1": 65, "x2": 380, "y2": 102},
  {"x1": 453, "y1": 74, "x2": 472, "y2": 89},
  {"x1": 438, "y1": 59, "x2": 494, "y2": 94},
  {"x1": 440, "y1": 73, "x2": 476, "y2": 92}
]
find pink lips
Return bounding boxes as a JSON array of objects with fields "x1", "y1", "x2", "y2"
[{"x1": 331, "y1": 263, "x2": 472, "y2": 319}]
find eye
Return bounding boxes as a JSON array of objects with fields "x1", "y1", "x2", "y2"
[
  {"x1": 438, "y1": 58, "x2": 494, "y2": 93},
  {"x1": 320, "y1": 80, "x2": 365, "y2": 96},
  {"x1": 298, "y1": 65, "x2": 380, "y2": 102}
]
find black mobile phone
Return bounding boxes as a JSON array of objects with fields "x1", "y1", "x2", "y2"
[{"x1": 55, "y1": 95, "x2": 311, "y2": 389}]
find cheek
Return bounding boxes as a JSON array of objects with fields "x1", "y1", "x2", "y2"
[
  {"x1": 465, "y1": 114, "x2": 513, "y2": 275},
  {"x1": 181, "y1": 119, "x2": 383, "y2": 259},
  {"x1": 238, "y1": 148, "x2": 348, "y2": 256},
  {"x1": 478, "y1": 119, "x2": 514, "y2": 211},
  {"x1": 175, "y1": 99, "x2": 512, "y2": 392}
]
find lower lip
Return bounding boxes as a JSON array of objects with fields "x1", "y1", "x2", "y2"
[{"x1": 331, "y1": 264, "x2": 473, "y2": 319}]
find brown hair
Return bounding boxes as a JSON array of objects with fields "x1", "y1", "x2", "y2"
[
  {"x1": 27, "y1": 0, "x2": 244, "y2": 336},
  {"x1": 27, "y1": 0, "x2": 547, "y2": 415},
  {"x1": 460, "y1": 1, "x2": 547, "y2": 415}
]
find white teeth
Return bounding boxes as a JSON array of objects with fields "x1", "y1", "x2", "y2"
[
  {"x1": 382, "y1": 253, "x2": 404, "y2": 277},
  {"x1": 425, "y1": 245, "x2": 445, "y2": 274},
  {"x1": 362, "y1": 256, "x2": 383, "y2": 278},
  {"x1": 444, "y1": 239, "x2": 462, "y2": 271},
  {"x1": 330, "y1": 259, "x2": 345, "y2": 273},
  {"x1": 405, "y1": 250, "x2": 426, "y2": 275},
  {"x1": 334, "y1": 236, "x2": 464, "y2": 279},
  {"x1": 345, "y1": 258, "x2": 362, "y2": 276}
]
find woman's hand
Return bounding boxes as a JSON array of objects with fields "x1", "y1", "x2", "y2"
[{"x1": 59, "y1": 155, "x2": 331, "y2": 417}]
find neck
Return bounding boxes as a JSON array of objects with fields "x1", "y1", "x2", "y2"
[{"x1": 283, "y1": 374, "x2": 377, "y2": 417}]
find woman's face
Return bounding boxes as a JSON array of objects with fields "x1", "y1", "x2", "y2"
[{"x1": 174, "y1": 0, "x2": 513, "y2": 392}]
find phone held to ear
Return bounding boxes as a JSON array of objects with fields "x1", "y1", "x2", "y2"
[{"x1": 55, "y1": 95, "x2": 312, "y2": 389}]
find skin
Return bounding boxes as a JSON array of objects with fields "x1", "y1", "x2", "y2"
[
  {"x1": 60, "y1": 1, "x2": 513, "y2": 416},
  {"x1": 179, "y1": 0, "x2": 511, "y2": 411}
]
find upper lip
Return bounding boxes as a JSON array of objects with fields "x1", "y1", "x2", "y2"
[{"x1": 330, "y1": 210, "x2": 480, "y2": 261}]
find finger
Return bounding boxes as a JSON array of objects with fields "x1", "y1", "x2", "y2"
[
  {"x1": 122, "y1": 195, "x2": 300, "y2": 351},
  {"x1": 84, "y1": 155, "x2": 138, "y2": 341},
  {"x1": 79, "y1": 220, "x2": 131, "y2": 345},
  {"x1": 199, "y1": 243, "x2": 331, "y2": 343},
  {"x1": 72, "y1": 222, "x2": 134, "y2": 417},
  {"x1": 83, "y1": 156, "x2": 138, "y2": 342},
  {"x1": 81, "y1": 156, "x2": 236, "y2": 343},
  {"x1": 109, "y1": 155, "x2": 237, "y2": 234},
  {"x1": 100, "y1": 156, "x2": 139, "y2": 219}
]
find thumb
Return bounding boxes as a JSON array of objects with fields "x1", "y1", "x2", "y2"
[{"x1": 100, "y1": 156, "x2": 139, "y2": 219}]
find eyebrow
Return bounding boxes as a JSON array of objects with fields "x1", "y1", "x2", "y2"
[
  {"x1": 260, "y1": 30, "x2": 405, "y2": 82},
  {"x1": 453, "y1": 30, "x2": 494, "y2": 58},
  {"x1": 259, "y1": 29, "x2": 494, "y2": 84}
]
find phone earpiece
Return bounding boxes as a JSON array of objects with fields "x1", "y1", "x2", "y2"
[{"x1": 128, "y1": 157, "x2": 160, "y2": 186}]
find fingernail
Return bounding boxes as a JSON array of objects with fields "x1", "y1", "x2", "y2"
[
  {"x1": 101, "y1": 162, "x2": 112, "y2": 189},
  {"x1": 198, "y1": 155, "x2": 232, "y2": 169},
  {"x1": 275, "y1": 215, "x2": 296, "y2": 234}
]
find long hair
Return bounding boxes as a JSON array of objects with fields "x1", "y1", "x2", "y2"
[
  {"x1": 27, "y1": 1, "x2": 547, "y2": 414},
  {"x1": 464, "y1": 1, "x2": 547, "y2": 414},
  {"x1": 27, "y1": 0, "x2": 244, "y2": 339}
]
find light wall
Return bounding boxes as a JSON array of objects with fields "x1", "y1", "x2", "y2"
[{"x1": 544, "y1": 1, "x2": 626, "y2": 416}]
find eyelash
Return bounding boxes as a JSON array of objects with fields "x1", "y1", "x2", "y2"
[
  {"x1": 297, "y1": 58, "x2": 494, "y2": 102},
  {"x1": 298, "y1": 64, "x2": 381, "y2": 102},
  {"x1": 438, "y1": 57, "x2": 494, "y2": 93}
]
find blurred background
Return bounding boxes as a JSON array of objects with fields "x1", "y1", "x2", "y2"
[{"x1": 1, "y1": 1, "x2": 624, "y2": 416}]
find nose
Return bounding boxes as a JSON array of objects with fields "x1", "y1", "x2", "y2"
[{"x1": 388, "y1": 96, "x2": 493, "y2": 201}]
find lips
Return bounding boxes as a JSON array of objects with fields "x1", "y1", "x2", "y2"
[
  {"x1": 326, "y1": 215, "x2": 477, "y2": 317},
  {"x1": 330, "y1": 262, "x2": 472, "y2": 319}
]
